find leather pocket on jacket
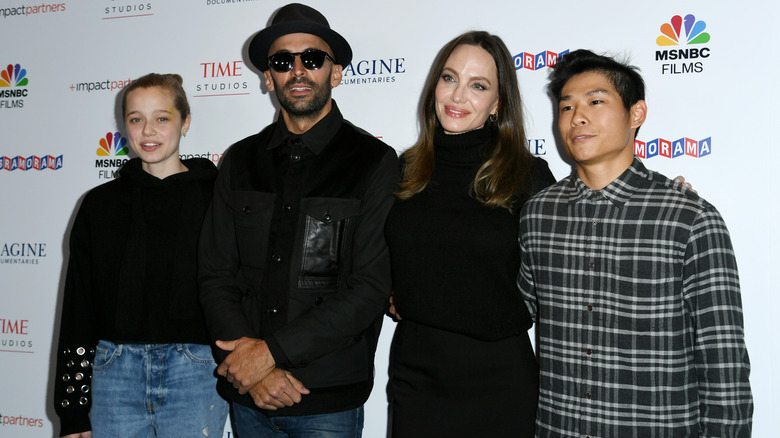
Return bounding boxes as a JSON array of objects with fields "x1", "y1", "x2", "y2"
[{"x1": 297, "y1": 197, "x2": 361, "y2": 289}]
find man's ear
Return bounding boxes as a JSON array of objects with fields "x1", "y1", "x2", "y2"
[
  {"x1": 330, "y1": 64, "x2": 343, "y2": 89},
  {"x1": 264, "y1": 70, "x2": 275, "y2": 91},
  {"x1": 630, "y1": 100, "x2": 647, "y2": 129}
]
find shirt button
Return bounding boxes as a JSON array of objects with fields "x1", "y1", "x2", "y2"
[
  {"x1": 242, "y1": 206, "x2": 251, "y2": 214},
  {"x1": 314, "y1": 296, "x2": 323, "y2": 305},
  {"x1": 282, "y1": 204, "x2": 292, "y2": 211},
  {"x1": 267, "y1": 307, "x2": 278, "y2": 315},
  {"x1": 592, "y1": 192, "x2": 601, "y2": 198},
  {"x1": 585, "y1": 392, "x2": 592, "y2": 399},
  {"x1": 586, "y1": 348, "x2": 592, "y2": 355},
  {"x1": 271, "y1": 254, "x2": 282, "y2": 263},
  {"x1": 588, "y1": 261, "x2": 595, "y2": 269},
  {"x1": 290, "y1": 137, "x2": 302, "y2": 146},
  {"x1": 587, "y1": 305, "x2": 593, "y2": 311},
  {"x1": 290, "y1": 154, "x2": 301, "y2": 162},
  {"x1": 323, "y1": 213, "x2": 332, "y2": 223},
  {"x1": 591, "y1": 219, "x2": 597, "y2": 225}
]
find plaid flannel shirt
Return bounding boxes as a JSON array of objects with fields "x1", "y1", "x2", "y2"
[{"x1": 518, "y1": 158, "x2": 752, "y2": 437}]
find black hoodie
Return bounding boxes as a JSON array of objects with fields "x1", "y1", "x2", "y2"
[{"x1": 54, "y1": 157, "x2": 217, "y2": 435}]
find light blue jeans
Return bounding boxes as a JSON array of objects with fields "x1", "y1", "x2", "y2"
[
  {"x1": 232, "y1": 403, "x2": 363, "y2": 438},
  {"x1": 90, "y1": 340, "x2": 228, "y2": 438}
]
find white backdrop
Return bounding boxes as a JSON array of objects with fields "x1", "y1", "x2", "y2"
[{"x1": 1, "y1": 1, "x2": 777, "y2": 436}]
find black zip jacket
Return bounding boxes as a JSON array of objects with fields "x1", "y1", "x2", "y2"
[{"x1": 198, "y1": 102, "x2": 398, "y2": 415}]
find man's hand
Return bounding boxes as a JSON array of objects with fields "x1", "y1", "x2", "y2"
[
  {"x1": 216, "y1": 337, "x2": 276, "y2": 394},
  {"x1": 248, "y1": 369, "x2": 310, "y2": 410}
]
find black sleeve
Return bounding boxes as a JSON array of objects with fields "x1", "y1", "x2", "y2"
[
  {"x1": 198, "y1": 150, "x2": 259, "y2": 362},
  {"x1": 54, "y1": 196, "x2": 98, "y2": 436},
  {"x1": 530, "y1": 156, "x2": 557, "y2": 195}
]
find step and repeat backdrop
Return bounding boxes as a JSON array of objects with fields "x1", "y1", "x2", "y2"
[{"x1": 1, "y1": 1, "x2": 777, "y2": 436}]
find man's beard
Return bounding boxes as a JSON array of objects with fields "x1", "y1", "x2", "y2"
[{"x1": 274, "y1": 76, "x2": 332, "y2": 121}]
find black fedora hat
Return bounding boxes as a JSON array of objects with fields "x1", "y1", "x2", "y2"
[{"x1": 248, "y1": 3, "x2": 352, "y2": 71}]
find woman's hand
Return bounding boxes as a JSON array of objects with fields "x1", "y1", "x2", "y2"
[
  {"x1": 673, "y1": 175, "x2": 697, "y2": 193},
  {"x1": 389, "y1": 295, "x2": 402, "y2": 320}
]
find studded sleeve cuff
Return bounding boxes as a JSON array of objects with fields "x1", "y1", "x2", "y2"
[{"x1": 54, "y1": 345, "x2": 95, "y2": 436}]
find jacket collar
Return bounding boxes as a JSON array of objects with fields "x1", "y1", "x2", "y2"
[{"x1": 266, "y1": 99, "x2": 344, "y2": 155}]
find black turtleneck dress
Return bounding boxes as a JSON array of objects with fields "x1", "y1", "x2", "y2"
[{"x1": 385, "y1": 127, "x2": 555, "y2": 437}]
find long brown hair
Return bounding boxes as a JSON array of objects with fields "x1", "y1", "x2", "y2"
[{"x1": 397, "y1": 31, "x2": 533, "y2": 210}]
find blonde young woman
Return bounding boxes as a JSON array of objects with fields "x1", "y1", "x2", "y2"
[{"x1": 54, "y1": 73, "x2": 227, "y2": 437}]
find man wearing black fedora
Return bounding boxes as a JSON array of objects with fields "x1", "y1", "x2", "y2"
[{"x1": 198, "y1": 3, "x2": 398, "y2": 436}]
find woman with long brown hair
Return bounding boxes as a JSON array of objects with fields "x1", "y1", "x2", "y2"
[{"x1": 385, "y1": 31, "x2": 555, "y2": 437}]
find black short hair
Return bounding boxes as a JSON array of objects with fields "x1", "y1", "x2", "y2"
[{"x1": 549, "y1": 49, "x2": 645, "y2": 111}]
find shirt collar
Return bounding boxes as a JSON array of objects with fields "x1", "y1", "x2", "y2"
[
  {"x1": 567, "y1": 157, "x2": 651, "y2": 207},
  {"x1": 266, "y1": 100, "x2": 344, "y2": 155}
]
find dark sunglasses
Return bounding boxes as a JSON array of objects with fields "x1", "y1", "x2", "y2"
[{"x1": 267, "y1": 49, "x2": 335, "y2": 73}]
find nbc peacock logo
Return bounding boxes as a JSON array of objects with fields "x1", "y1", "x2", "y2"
[
  {"x1": 94, "y1": 132, "x2": 130, "y2": 179},
  {"x1": 0, "y1": 64, "x2": 28, "y2": 107},
  {"x1": 0, "y1": 64, "x2": 28, "y2": 87},
  {"x1": 96, "y1": 132, "x2": 128, "y2": 157},
  {"x1": 656, "y1": 14, "x2": 711, "y2": 46},
  {"x1": 654, "y1": 14, "x2": 711, "y2": 74}
]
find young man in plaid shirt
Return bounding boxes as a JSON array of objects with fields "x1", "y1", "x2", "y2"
[{"x1": 518, "y1": 49, "x2": 753, "y2": 437}]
